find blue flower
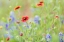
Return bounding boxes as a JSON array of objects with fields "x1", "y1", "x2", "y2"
[
  {"x1": 59, "y1": 32, "x2": 63, "y2": 36},
  {"x1": 46, "y1": 34, "x2": 51, "y2": 39},
  {"x1": 5, "y1": 23, "x2": 9, "y2": 30},
  {"x1": 59, "y1": 32, "x2": 64, "y2": 42},
  {"x1": 59, "y1": 32, "x2": 63, "y2": 39},
  {"x1": 10, "y1": 11, "x2": 16, "y2": 22},
  {"x1": 34, "y1": 15, "x2": 40, "y2": 24},
  {"x1": 46, "y1": 34, "x2": 51, "y2": 42},
  {"x1": 59, "y1": 39, "x2": 64, "y2": 42}
]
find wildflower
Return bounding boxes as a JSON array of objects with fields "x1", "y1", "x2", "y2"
[
  {"x1": 34, "y1": 15, "x2": 40, "y2": 24},
  {"x1": 14, "y1": 6, "x2": 21, "y2": 10},
  {"x1": 59, "y1": 32, "x2": 63, "y2": 37},
  {"x1": 46, "y1": 34, "x2": 51, "y2": 42},
  {"x1": 10, "y1": 11, "x2": 15, "y2": 22},
  {"x1": 5, "y1": 24, "x2": 9, "y2": 30},
  {"x1": 59, "y1": 32, "x2": 63, "y2": 42},
  {"x1": 21, "y1": 16, "x2": 29, "y2": 22}
]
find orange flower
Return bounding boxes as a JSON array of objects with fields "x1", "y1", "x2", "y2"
[{"x1": 14, "y1": 6, "x2": 21, "y2": 10}]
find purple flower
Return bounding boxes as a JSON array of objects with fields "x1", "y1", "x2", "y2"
[
  {"x1": 34, "y1": 15, "x2": 40, "y2": 24},
  {"x1": 59, "y1": 32, "x2": 63, "y2": 39},
  {"x1": 46, "y1": 34, "x2": 51, "y2": 42},
  {"x1": 5, "y1": 23, "x2": 9, "y2": 30},
  {"x1": 10, "y1": 11, "x2": 16, "y2": 22},
  {"x1": 59, "y1": 32, "x2": 64, "y2": 42},
  {"x1": 59, "y1": 39, "x2": 64, "y2": 42},
  {"x1": 46, "y1": 34, "x2": 51, "y2": 39},
  {"x1": 59, "y1": 32, "x2": 63, "y2": 36}
]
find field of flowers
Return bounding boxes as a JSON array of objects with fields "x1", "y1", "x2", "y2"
[{"x1": 0, "y1": 0, "x2": 64, "y2": 42}]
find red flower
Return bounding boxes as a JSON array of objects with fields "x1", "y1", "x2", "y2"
[
  {"x1": 14, "y1": 6, "x2": 21, "y2": 10},
  {"x1": 21, "y1": 16, "x2": 29, "y2": 22},
  {"x1": 6, "y1": 37, "x2": 10, "y2": 41}
]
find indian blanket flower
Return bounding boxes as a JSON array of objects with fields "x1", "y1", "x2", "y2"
[
  {"x1": 59, "y1": 32, "x2": 64, "y2": 42},
  {"x1": 34, "y1": 15, "x2": 40, "y2": 24},
  {"x1": 14, "y1": 6, "x2": 21, "y2": 10},
  {"x1": 45, "y1": 34, "x2": 51, "y2": 42},
  {"x1": 21, "y1": 16, "x2": 29, "y2": 22}
]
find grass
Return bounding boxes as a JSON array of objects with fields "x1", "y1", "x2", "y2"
[{"x1": 0, "y1": 0, "x2": 64, "y2": 42}]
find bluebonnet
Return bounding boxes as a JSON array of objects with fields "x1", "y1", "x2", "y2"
[
  {"x1": 5, "y1": 23, "x2": 9, "y2": 30},
  {"x1": 59, "y1": 32, "x2": 64, "y2": 42},
  {"x1": 34, "y1": 15, "x2": 40, "y2": 24},
  {"x1": 45, "y1": 34, "x2": 51, "y2": 42},
  {"x1": 10, "y1": 11, "x2": 16, "y2": 22}
]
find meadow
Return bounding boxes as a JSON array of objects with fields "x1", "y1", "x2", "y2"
[{"x1": 0, "y1": 0, "x2": 64, "y2": 42}]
